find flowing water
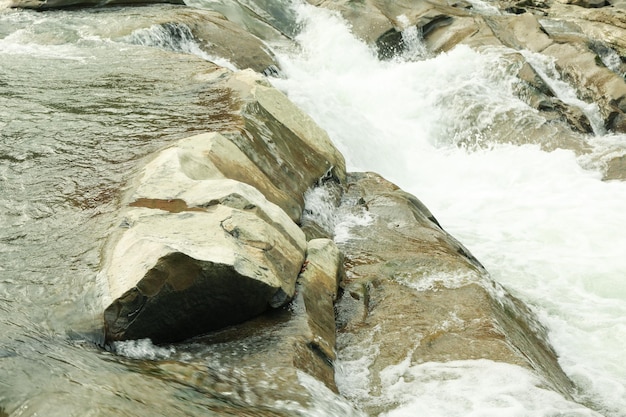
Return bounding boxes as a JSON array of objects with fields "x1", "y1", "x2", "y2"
[{"x1": 1, "y1": 1, "x2": 625, "y2": 416}]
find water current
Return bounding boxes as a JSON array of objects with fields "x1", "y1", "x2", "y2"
[{"x1": 1, "y1": 1, "x2": 625, "y2": 416}]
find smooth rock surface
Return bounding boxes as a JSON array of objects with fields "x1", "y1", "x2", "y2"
[{"x1": 328, "y1": 172, "x2": 575, "y2": 415}]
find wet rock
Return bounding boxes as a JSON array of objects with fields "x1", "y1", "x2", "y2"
[
  {"x1": 562, "y1": 0, "x2": 609, "y2": 8},
  {"x1": 542, "y1": 42, "x2": 626, "y2": 132},
  {"x1": 297, "y1": 239, "x2": 345, "y2": 370},
  {"x1": 103, "y1": 69, "x2": 346, "y2": 343},
  {"x1": 117, "y1": 8, "x2": 280, "y2": 74},
  {"x1": 223, "y1": 70, "x2": 347, "y2": 222},
  {"x1": 103, "y1": 180, "x2": 307, "y2": 343},
  {"x1": 376, "y1": 13, "x2": 454, "y2": 60},
  {"x1": 605, "y1": 153, "x2": 626, "y2": 180},
  {"x1": 310, "y1": 0, "x2": 626, "y2": 134},
  {"x1": 183, "y1": 12, "x2": 280, "y2": 73},
  {"x1": 333, "y1": 172, "x2": 575, "y2": 415}
]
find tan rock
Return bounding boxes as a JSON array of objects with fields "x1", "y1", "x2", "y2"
[
  {"x1": 103, "y1": 179, "x2": 307, "y2": 343},
  {"x1": 222, "y1": 70, "x2": 347, "y2": 222},
  {"x1": 129, "y1": 132, "x2": 301, "y2": 223},
  {"x1": 332, "y1": 172, "x2": 575, "y2": 415},
  {"x1": 103, "y1": 67, "x2": 347, "y2": 343},
  {"x1": 143, "y1": 238, "x2": 347, "y2": 404}
]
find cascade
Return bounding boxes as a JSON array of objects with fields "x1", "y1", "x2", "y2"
[{"x1": 1, "y1": 1, "x2": 626, "y2": 416}]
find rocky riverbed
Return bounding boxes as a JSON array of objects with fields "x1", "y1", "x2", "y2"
[{"x1": 5, "y1": 0, "x2": 626, "y2": 415}]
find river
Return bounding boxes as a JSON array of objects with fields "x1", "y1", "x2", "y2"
[{"x1": 1, "y1": 1, "x2": 625, "y2": 416}]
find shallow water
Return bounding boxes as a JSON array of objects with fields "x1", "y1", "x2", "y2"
[{"x1": 271, "y1": 4, "x2": 626, "y2": 416}]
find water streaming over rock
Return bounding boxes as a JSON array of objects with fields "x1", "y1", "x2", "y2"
[
  {"x1": 270, "y1": 3, "x2": 626, "y2": 416},
  {"x1": 1, "y1": 1, "x2": 626, "y2": 416}
]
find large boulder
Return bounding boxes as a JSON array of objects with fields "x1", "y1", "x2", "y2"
[
  {"x1": 306, "y1": 172, "x2": 576, "y2": 415},
  {"x1": 102, "y1": 69, "x2": 347, "y2": 343},
  {"x1": 103, "y1": 178, "x2": 307, "y2": 343},
  {"x1": 127, "y1": 238, "x2": 349, "y2": 414},
  {"x1": 10, "y1": 0, "x2": 183, "y2": 9}
]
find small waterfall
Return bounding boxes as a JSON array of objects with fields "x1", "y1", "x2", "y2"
[
  {"x1": 396, "y1": 15, "x2": 429, "y2": 61},
  {"x1": 521, "y1": 50, "x2": 606, "y2": 135},
  {"x1": 121, "y1": 22, "x2": 237, "y2": 70}
]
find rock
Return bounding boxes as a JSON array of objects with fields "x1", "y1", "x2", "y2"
[
  {"x1": 309, "y1": 0, "x2": 626, "y2": 135},
  {"x1": 7, "y1": 4, "x2": 280, "y2": 74},
  {"x1": 476, "y1": 11, "x2": 626, "y2": 134},
  {"x1": 376, "y1": 13, "x2": 454, "y2": 60},
  {"x1": 513, "y1": 55, "x2": 595, "y2": 137},
  {"x1": 183, "y1": 11, "x2": 281, "y2": 73},
  {"x1": 562, "y1": 0, "x2": 609, "y2": 8},
  {"x1": 483, "y1": 13, "x2": 554, "y2": 52},
  {"x1": 103, "y1": 68, "x2": 347, "y2": 343},
  {"x1": 331, "y1": 172, "x2": 575, "y2": 415},
  {"x1": 103, "y1": 179, "x2": 307, "y2": 343},
  {"x1": 222, "y1": 70, "x2": 347, "y2": 223},
  {"x1": 297, "y1": 238, "x2": 345, "y2": 371},
  {"x1": 424, "y1": 16, "x2": 479, "y2": 52},
  {"x1": 118, "y1": 8, "x2": 281, "y2": 74},
  {"x1": 605, "y1": 153, "x2": 626, "y2": 180},
  {"x1": 136, "y1": 238, "x2": 347, "y2": 410},
  {"x1": 607, "y1": 110, "x2": 626, "y2": 132},
  {"x1": 129, "y1": 132, "x2": 301, "y2": 224},
  {"x1": 542, "y1": 42, "x2": 626, "y2": 131}
]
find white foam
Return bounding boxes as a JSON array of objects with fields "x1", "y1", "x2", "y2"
[
  {"x1": 113, "y1": 338, "x2": 175, "y2": 360},
  {"x1": 121, "y1": 23, "x2": 237, "y2": 71},
  {"x1": 377, "y1": 360, "x2": 603, "y2": 417},
  {"x1": 271, "y1": 3, "x2": 626, "y2": 415},
  {"x1": 302, "y1": 182, "x2": 374, "y2": 243},
  {"x1": 0, "y1": 31, "x2": 85, "y2": 61}
]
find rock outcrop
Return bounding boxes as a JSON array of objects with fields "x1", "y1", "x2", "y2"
[
  {"x1": 302, "y1": 173, "x2": 575, "y2": 414},
  {"x1": 9, "y1": 0, "x2": 183, "y2": 9},
  {"x1": 90, "y1": 0, "x2": 619, "y2": 413},
  {"x1": 308, "y1": 0, "x2": 626, "y2": 136},
  {"x1": 102, "y1": 69, "x2": 346, "y2": 344}
]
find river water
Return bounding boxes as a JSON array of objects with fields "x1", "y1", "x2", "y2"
[{"x1": 1, "y1": 1, "x2": 625, "y2": 416}]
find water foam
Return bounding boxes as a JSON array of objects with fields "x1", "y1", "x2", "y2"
[
  {"x1": 272, "y1": 2, "x2": 626, "y2": 416},
  {"x1": 377, "y1": 360, "x2": 603, "y2": 417},
  {"x1": 122, "y1": 23, "x2": 237, "y2": 70},
  {"x1": 113, "y1": 338, "x2": 175, "y2": 360}
]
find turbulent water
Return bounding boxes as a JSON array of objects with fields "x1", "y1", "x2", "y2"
[{"x1": 1, "y1": 1, "x2": 625, "y2": 416}]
